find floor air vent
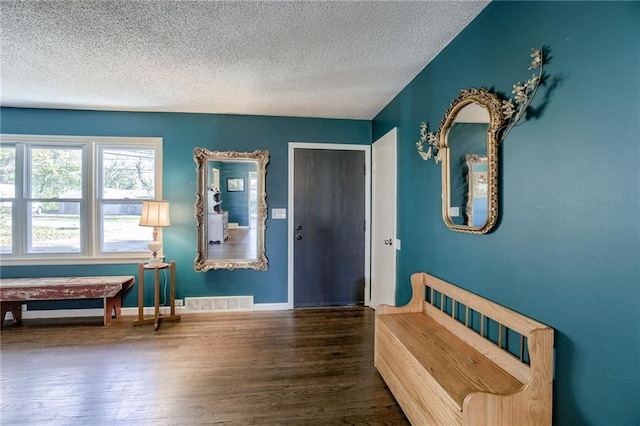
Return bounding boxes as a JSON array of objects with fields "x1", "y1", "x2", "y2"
[{"x1": 185, "y1": 296, "x2": 254, "y2": 312}]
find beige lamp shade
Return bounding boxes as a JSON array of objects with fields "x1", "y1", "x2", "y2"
[
  {"x1": 139, "y1": 200, "x2": 170, "y2": 265},
  {"x1": 139, "y1": 200, "x2": 170, "y2": 227}
]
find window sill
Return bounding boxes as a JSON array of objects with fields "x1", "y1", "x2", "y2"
[{"x1": 0, "y1": 254, "x2": 152, "y2": 267}]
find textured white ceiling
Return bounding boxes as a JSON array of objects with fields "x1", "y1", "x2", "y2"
[{"x1": 0, "y1": 1, "x2": 489, "y2": 120}]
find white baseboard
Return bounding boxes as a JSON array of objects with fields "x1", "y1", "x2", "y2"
[
  {"x1": 20, "y1": 308, "x2": 105, "y2": 320},
  {"x1": 5, "y1": 303, "x2": 290, "y2": 320},
  {"x1": 121, "y1": 306, "x2": 186, "y2": 316},
  {"x1": 253, "y1": 303, "x2": 290, "y2": 311}
]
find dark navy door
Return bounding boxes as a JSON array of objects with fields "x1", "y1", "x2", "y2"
[{"x1": 293, "y1": 148, "x2": 366, "y2": 308}]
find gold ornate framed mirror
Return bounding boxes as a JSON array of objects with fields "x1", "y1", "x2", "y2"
[
  {"x1": 193, "y1": 148, "x2": 269, "y2": 271},
  {"x1": 439, "y1": 88, "x2": 505, "y2": 234},
  {"x1": 416, "y1": 48, "x2": 545, "y2": 234}
]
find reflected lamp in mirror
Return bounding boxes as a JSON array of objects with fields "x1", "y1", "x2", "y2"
[{"x1": 139, "y1": 200, "x2": 170, "y2": 265}]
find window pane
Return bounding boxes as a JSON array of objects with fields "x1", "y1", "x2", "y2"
[
  {"x1": 0, "y1": 202, "x2": 12, "y2": 253},
  {"x1": 101, "y1": 148, "x2": 155, "y2": 199},
  {"x1": 28, "y1": 202, "x2": 81, "y2": 253},
  {"x1": 0, "y1": 146, "x2": 16, "y2": 198},
  {"x1": 30, "y1": 147, "x2": 82, "y2": 198},
  {"x1": 0, "y1": 146, "x2": 15, "y2": 253},
  {"x1": 101, "y1": 202, "x2": 151, "y2": 253}
]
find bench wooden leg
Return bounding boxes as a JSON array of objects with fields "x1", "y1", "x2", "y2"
[
  {"x1": 1, "y1": 302, "x2": 23, "y2": 329},
  {"x1": 104, "y1": 292, "x2": 123, "y2": 326}
]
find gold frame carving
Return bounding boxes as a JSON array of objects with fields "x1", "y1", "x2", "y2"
[
  {"x1": 193, "y1": 148, "x2": 269, "y2": 271},
  {"x1": 439, "y1": 88, "x2": 505, "y2": 234}
]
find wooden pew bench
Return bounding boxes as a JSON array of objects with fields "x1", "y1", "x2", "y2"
[
  {"x1": 0, "y1": 276, "x2": 135, "y2": 329},
  {"x1": 375, "y1": 272, "x2": 554, "y2": 425}
]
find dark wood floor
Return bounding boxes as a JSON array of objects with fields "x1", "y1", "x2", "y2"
[
  {"x1": 0, "y1": 307, "x2": 408, "y2": 425},
  {"x1": 208, "y1": 228, "x2": 257, "y2": 260}
]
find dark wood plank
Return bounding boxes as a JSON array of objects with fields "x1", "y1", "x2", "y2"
[
  {"x1": 207, "y1": 228, "x2": 257, "y2": 259},
  {"x1": 0, "y1": 307, "x2": 408, "y2": 425}
]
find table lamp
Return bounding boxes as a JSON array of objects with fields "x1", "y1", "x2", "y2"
[{"x1": 139, "y1": 200, "x2": 170, "y2": 265}]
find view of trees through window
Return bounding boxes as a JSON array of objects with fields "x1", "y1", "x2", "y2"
[
  {"x1": 0, "y1": 146, "x2": 15, "y2": 252},
  {"x1": 0, "y1": 139, "x2": 160, "y2": 257}
]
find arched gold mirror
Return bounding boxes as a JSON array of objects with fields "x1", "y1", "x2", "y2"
[
  {"x1": 416, "y1": 49, "x2": 546, "y2": 234},
  {"x1": 439, "y1": 88, "x2": 505, "y2": 234},
  {"x1": 193, "y1": 148, "x2": 269, "y2": 271}
]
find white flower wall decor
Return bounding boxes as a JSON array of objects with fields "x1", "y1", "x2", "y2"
[{"x1": 416, "y1": 48, "x2": 545, "y2": 162}]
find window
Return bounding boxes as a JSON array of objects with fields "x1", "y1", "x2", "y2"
[{"x1": 0, "y1": 135, "x2": 162, "y2": 265}]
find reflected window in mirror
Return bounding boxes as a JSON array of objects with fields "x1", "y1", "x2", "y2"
[
  {"x1": 466, "y1": 154, "x2": 488, "y2": 227},
  {"x1": 446, "y1": 103, "x2": 490, "y2": 227}
]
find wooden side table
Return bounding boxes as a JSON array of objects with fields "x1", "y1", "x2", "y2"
[{"x1": 132, "y1": 261, "x2": 180, "y2": 331}]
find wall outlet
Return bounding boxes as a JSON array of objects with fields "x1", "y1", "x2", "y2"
[{"x1": 174, "y1": 299, "x2": 184, "y2": 307}]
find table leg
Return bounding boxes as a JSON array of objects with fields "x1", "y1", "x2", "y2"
[
  {"x1": 170, "y1": 261, "x2": 176, "y2": 317},
  {"x1": 154, "y1": 266, "x2": 160, "y2": 331},
  {"x1": 137, "y1": 263, "x2": 144, "y2": 322},
  {"x1": 133, "y1": 263, "x2": 154, "y2": 327}
]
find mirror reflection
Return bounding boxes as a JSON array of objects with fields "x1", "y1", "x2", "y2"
[
  {"x1": 194, "y1": 148, "x2": 269, "y2": 271},
  {"x1": 440, "y1": 88, "x2": 504, "y2": 234},
  {"x1": 447, "y1": 103, "x2": 490, "y2": 227}
]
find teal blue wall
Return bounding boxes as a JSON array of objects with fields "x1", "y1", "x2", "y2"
[
  {"x1": 0, "y1": 109, "x2": 370, "y2": 308},
  {"x1": 1, "y1": 1, "x2": 638, "y2": 423},
  {"x1": 373, "y1": 1, "x2": 639, "y2": 424}
]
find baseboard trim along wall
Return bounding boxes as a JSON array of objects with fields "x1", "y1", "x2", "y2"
[
  {"x1": 5, "y1": 302, "x2": 291, "y2": 321},
  {"x1": 253, "y1": 303, "x2": 289, "y2": 311}
]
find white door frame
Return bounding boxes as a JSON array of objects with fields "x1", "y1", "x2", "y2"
[
  {"x1": 287, "y1": 142, "x2": 371, "y2": 309},
  {"x1": 371, "y1": 128, "x2": 398, "y2": 308}
]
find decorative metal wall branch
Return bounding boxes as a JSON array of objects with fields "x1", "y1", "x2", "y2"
[
  {"x1": 416, "y1": 48, "x2": 544, "y2": 162},
  {"x1": 499, "y1": 48, "x2": 544, "y2": 142}
]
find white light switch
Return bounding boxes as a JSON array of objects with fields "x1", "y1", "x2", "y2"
[
  {"x1": 272, "y1": 208, "x2": 286, "y2": 219},
  {"x1": 450, "y1": 206, "x2": 460, "y2": 217}
]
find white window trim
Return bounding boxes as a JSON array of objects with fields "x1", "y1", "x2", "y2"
[{"x1": 0, "y1": 134, "x2": 163, "y2": 266}]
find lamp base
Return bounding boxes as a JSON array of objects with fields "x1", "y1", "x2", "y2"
[
  {"x1": 147, "y1": 240, "x2": 163, "y2": 266},
  {"x1": 146, "y1": 256, "x2": 164, "y2": 265}
]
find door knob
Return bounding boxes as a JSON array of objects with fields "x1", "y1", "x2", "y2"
[
  {"x1": 384, "y1": 239, "x2": 393, "y2": 246},
  {"x1": 296, "y1": 234, "x2": 303, "y2": 240}
]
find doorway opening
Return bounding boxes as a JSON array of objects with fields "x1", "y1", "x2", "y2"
[{"x1": 287, "y1": 143, "x2": 371, "y2": 309}]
